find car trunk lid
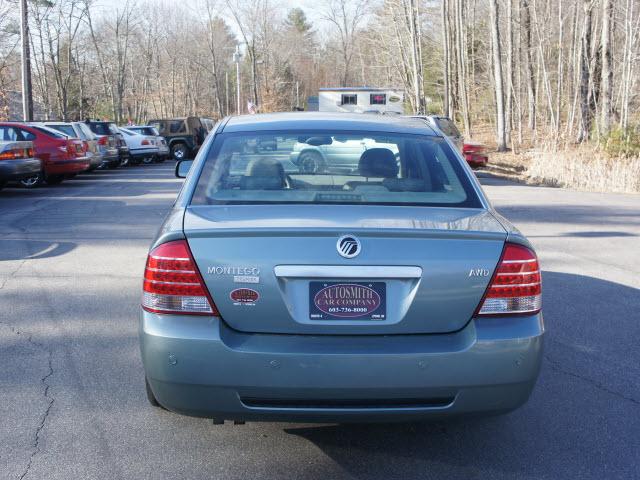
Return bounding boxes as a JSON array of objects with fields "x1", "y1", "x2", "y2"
[{"x1": 184, "y1": 205, "x2": 507, "y2": 335}]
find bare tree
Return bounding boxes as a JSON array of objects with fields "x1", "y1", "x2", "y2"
[
  {"x1": 599, "y1": 0, "x2": 613, "y2": 135},
  {"x1": 320, "y1": 0, "x2": 369, "y2": 87},
  {"x1": 490, "y1": 0, "x2": 507, "y2": 151}
]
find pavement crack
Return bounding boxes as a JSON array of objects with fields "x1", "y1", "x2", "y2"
[
  {"x1": 0, "y1": 258, "x2": 28, "y2": 291},
  {"x1": 1, "y1": 323, "x2": 55, "y2": 480},
  {"x1": 544, "y1": 354, "x2": 639, "y2": 406}
]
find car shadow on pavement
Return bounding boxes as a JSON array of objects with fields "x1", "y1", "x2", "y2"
[
  {"x1": 0, "y1": 239, "x2": 76, "y2": 261},
  {"x1": 282, "y1": 271, "x2": 640, "y2": 480}
]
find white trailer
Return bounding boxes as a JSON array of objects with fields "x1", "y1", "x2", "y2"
[{"x1": 318, "y1": 88, "x2": 404, "y2": 114}]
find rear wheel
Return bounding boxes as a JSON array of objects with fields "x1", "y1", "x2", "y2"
[
  {"x1": 0, "y1": 181, "x2": 5, "y2": 191},
  {"x1": 171, "y1": 143, "x2": 189, "y2": 161},
  {"x1": 142, "y1": 156, "x2": 154, "y2": 164},
  {"x1": 20, "y1": 174, "x2": 42, "y2": 188},
  {"x1": 298, "y1": 151, "x2": 325, "y2": 174},
  {"x1": 115, "y1": 158, "x2": 126, "y2": 168},
  {"x1": 154, "y1": 155, "x2": 165, "y2": 163}
]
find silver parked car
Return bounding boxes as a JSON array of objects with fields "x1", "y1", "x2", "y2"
[
  {"x1": 140, "y1": 112, "x2": 543, "y2": 423},
  {"x1": 125, "y1": 125, "x2": 170, "y2": 161},
  {"x1": 412, "y1": 115, "x2": 464, "y2": 152},
  {"x1": 0, "y1": 140, "x2": 41, "y2": 190},
  {"x1": 118, "y1": 127, "x2": 159, "y2": 164}
]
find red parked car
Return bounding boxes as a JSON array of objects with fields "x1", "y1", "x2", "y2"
[
  {"x1": 462, "y1": 142, "x2": 489, "y2": 168},
  {"x1": 0, "y1": 122, "x2": 90, "y2": 187}
]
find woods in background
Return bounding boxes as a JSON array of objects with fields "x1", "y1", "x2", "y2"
[{"x1": 0, "y1": 0, "x2": 638, "y2": 152}]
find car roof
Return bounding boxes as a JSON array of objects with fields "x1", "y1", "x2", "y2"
[{"x1": 222, "y1": 112, "x2": 440, "y2": 136}]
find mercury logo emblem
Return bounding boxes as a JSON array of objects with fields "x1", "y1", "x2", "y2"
[{"x1": 337, "y1": 235, "x2": 361, "y2": 259}]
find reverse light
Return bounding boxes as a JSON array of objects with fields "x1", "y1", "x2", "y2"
[
  {"x1": 477, "y1": 243, "x2": 541, "y2": 315},
  {"x1": 142, "y1": 240, "x2": 218, "y2": 315}
]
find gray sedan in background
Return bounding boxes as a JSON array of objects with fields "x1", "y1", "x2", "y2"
[{"x1": 140, "y1": 112, "x2": 544, "y2": 423}]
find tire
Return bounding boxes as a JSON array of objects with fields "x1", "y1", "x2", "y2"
[
  {"x1": 20, "y1": 174, "x2": 43, "y2": 188},
  {"x1": 114, "y1": 158, "x2": 125, "y2": 168},
  {"x1": 154, "y1": 155, "x2": 166, "y2": 163},
  {"x1": 171, "y1": 143, "x2": 189, "y2": 161},
  {"x1": 0, "y1": 181, "x2": 5, "y2": 191},
  {"x1": 45, "y1": 174, "x2": 64, "y2": 185},
  {"x1": 142, "y1": 156, "x2": 154, "y2": 164},
  {"x1": 298, "y1": 151, "x2": 325, "y2": 174},
  {"x1": 145, "y1": 377, "x2": 164, "y2": 409}
]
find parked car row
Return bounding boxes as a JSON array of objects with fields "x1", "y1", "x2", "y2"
[{"x1": 0, "y1": 120, "x2": 173, "y2": 190}]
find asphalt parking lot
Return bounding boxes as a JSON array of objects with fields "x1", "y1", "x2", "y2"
[{"x1": 0, "y1": 163, "x2": 638, "y2": 480}]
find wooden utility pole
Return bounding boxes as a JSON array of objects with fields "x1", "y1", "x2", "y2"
[{"x1": 20, "y1": 0, "x2": 33, "y2": 121}]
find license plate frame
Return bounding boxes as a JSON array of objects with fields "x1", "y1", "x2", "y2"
[{"x1": 309, "y1": 281, "x2": 386, "y2": 321}]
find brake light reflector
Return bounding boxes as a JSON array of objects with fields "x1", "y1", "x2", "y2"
[
  {"x1": 142, "y1": 240, "x2": 218, "y2": 315},
  {"x1": 477, "y1": 243, "x2": 541, "y2": 315}
]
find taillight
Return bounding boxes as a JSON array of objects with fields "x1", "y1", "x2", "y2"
[
  {"x1": 476, "y1": 243, "x2": 541, "y2": 316},
  {"x1": 97, "y1": 136, "x2": 107, "y2": 145},
  {"x1": 141, "y1": 139, "x2": 150, "y2": 145},
  {"x1": 0, "y1": 148, "x2": 28, "y2": 160},
  {"x1": 142, "y1": 240, "x2": 218, "y2": 316},
  {"x1": 463, "y1": 143, "x2": 487, "y2": 155}
]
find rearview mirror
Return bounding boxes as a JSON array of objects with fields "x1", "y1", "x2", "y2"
[{"x1": 175, "y1": 160, "x2": 193, "y2": 178}]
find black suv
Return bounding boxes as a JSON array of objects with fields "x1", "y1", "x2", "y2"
[{"x1": 148, "y1": 117, "x2": 214, "y2": 160}]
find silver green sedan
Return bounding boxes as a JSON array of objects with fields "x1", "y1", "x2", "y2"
[{"x1": 139, "y1": 112, "x2": 543, "y2": 423}]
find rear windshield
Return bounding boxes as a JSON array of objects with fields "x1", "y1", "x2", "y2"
[
  {"x1": 130, "y1": 127, "x2": 159, "y2": 136},
  {"x1": 77, "y1": 123, "x2": 95, "y2": 140},
  {"x1": 32, "y1": 126, "x2": 67, "y2": 139},
  {"x1": 88, "y1": 122, "x2": 118, "y2": 135},
  {"x1": 191, "y1": 131, "x2": 481, "y2": 207},
  {"x1": 48, "y1": 124, "x2": 76, "y2": 137}
]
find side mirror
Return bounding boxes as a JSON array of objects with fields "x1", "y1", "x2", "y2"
[{"x1": 175, "y1": 160, "x2": 193, "y2": 178}]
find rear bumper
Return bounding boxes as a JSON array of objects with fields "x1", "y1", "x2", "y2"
[
  {"x1": 465, "y1": 153, "x2": 489, "y2": 167},
  {"x1": 0, "y1": 158, "x2": 42, "y2": 181},
  {"x1": 130, "y1": 148, "x2": 159, "y2": 159},
  {"x1": 140, "y1": 312, "x2": 544, "y2": 422},
  {"x1": 88, "y1": 153, "x2": 103, "y2": 169},
  {"x1": 45, "y1": 157, "x2": 90, "y2": 174}
]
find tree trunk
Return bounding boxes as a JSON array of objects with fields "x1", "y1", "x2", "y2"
[
  {"x1": 522, "y1": 0, "x2": 536, "y2": 131},
  {"x1": 490, "y1": 0, "x2": 507, "y2": 151},
  {"x1": 441, "y1": 0, "x2": 451, "y2": 118},
  {"x1": 599, "y1": 0, "x2": 613, "y2": 135},
  {"x1": 577, "y1": 0, "x2": 594, "y2": 143}
]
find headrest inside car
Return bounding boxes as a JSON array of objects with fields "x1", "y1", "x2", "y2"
[
  {"x1": 240, "y1": 158, "x2": 285, "y2": 190},
  {"x1": 358, "y1": 148, "x2": 398, "y2": 178}
]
